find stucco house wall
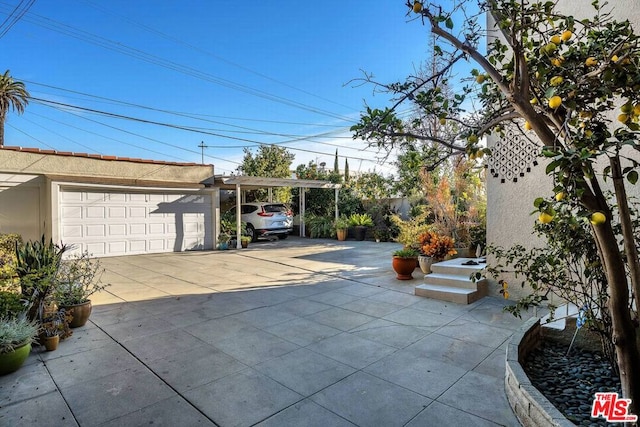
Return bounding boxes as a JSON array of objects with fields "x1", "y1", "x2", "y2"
[
  {"x1": 0, "y1": 146, "x2": 218, "y2": 256},
  {"x1": 486, "y1": 0, "x2": 640, "y2": 301}
]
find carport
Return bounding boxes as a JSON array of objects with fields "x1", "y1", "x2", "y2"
[{"x1": 214, "y1": 175, "x2": 342, "y2": 248}]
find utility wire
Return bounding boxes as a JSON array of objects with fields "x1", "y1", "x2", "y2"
[
  {"x1": 0, "y1": 2, "x2": 355, "y2": 123},
  {"x1": 78, "y1": 0, "x2": 357, "y2": 113},
  {"x1": 0, "y1": 0, "x2": 35, "y2": 39},
  {"x1": 29, "y1": 96, "x2": 385, "y2": 164}
]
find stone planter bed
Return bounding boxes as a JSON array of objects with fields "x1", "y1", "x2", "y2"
[{"x1": 506, "y1": 318, "x2": 622, "y2": 427}]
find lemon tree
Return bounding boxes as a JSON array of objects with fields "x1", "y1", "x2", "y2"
[{"x1": 352, "y1": 0, "x2": 640, "y2": 411}]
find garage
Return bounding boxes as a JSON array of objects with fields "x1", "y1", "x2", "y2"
[{"x1": 58, "y1": 186, "x2": 214, "y2": 257}]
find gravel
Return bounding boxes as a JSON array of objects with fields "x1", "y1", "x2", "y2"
[{"x1": 524, "y1": 339, "x2": 622, "y2": 426}]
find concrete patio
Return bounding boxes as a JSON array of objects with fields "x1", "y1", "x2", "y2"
[{"x1": 0, "y1": 237, "x2": 529, "y2": 426}]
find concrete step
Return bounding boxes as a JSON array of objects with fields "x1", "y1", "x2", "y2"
[
  {"x1": 423, "y1": 273, "x2": 484, "y2": 290},
  {"x1": 415, "y1": 282, "x2": 488, "y2": 305},
  {"x1": 430, "y1": 258, "x2": 486, "y2": 277}
]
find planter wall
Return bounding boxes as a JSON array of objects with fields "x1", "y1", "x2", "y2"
[{"x1": 505, "y1": 318, "x2": 574, "y2": 427}]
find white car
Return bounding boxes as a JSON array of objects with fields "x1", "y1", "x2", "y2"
[{"x1": 236, "y1": 202, "x2": 293, "y2": 242}]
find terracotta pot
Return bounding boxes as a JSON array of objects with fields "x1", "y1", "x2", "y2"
[
  {"x1": 241, "y1": 240, "x2": 249, "y2": 248},
  {"x1": 392, "y1": 256, "x2": 418, "y2": 280},
  {"x1": 0, "y1": 343, "x2": 31, "y2": 376},
  {"x1": 336, "y1": 228, "x2": 348, "y2": 241},
  {"x1": 61, "y1": 301, "x2": 92, "y2": 328},
  {"x1": 43, "y1": 335, "x2": 59, "y2": 352}
]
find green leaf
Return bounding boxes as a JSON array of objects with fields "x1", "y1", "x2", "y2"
[
  {"x1": 628, "y1": 170, "x2": 638, "y2": 184},
  {"x1": 533, "y1": 197, "x2": 544, "y2": 208},
  {"x1": 546, "y1": 159, "x2": 562, "y2": 174},
  {"x1": 445, "y1": 17, "x2": 454, "y2": 29}
]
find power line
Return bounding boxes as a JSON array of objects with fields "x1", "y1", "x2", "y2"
[
  {"x1": 29, "y1": 96, "x2": 386, "y2": 164},
  {"x1": 0, "y1": 3, "x2": 356, "y2": 123},
  {"x1": 78, "y1": 0, "x2": 357, "y2": 113},
  {"x1": 0, "y1": 0, "x2": 35, "y2": 39}
]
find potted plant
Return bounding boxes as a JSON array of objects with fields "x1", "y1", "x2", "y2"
[
  {"x1": 15, "y1": 236, "x2": 68, "y2": 323},
  {"x1": 54, "y1": 252, "x2": 108, "y2": 328},
  {"x1": 348, "y1": 213, "x2": 374, "y2": 241},
  {"x1": 392, "y1": 248, "x2": 420, "y2": 280},
  {"x1": 39, "y1": 309, "x2": 70, "y2": 351},
  {"x1": 218, "y1": 233, "x2": 230, "y2": 250},
  {"x1": 334, "y1": 216, "x2": 350, "y2": 241},
  {"x1": 240, "y1": 235, "x2": 251, "y2": 248},
  {"x1": 417, "y1": 231, "x2": 457, "y2": 274},
  {"x1": 0, "y1": 315, "x2": 38, "y2": 375}
]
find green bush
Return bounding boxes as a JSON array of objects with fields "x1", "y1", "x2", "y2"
[
  {"x1": 0, "y1": 234, "x2": 22, "y2": 254},
  {"x1": 0, "y1": 291, "x2": 25, "y2": 319},
  {"x1": 348, "y1": 213, "x2": 374, "y2": 227},
  {"x1": 305, "y1": 214, "x2": 335, "y2": 238}
]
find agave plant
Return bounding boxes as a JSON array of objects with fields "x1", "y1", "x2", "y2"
[{"x1": 14, "y1": 236, "x2": 68, "y2": 322}]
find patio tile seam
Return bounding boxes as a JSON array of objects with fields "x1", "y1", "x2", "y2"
[{"x1": 80, "y1": 321, "x2": 222, "y2": 426}]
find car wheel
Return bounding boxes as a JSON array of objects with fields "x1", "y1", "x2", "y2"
[
  {"x1": 246, "y1": 224, "x2": 257, "y2": 242},
  {"x1": 277, "y1": 234, "x2": 288, "y2": 240}
]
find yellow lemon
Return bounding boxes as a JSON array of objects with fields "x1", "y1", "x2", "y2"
[
  {"x1": 476, "y1": 74, "x2": 486, "y2": 84},
  {"x1": 530, "y1": 97, "x2": 538, "y2": 105},
  {"x1": 439, "y1": 117, "x2": 446, "y2": 125},
  {"x1": 502, "y1": 290, "x2": 510, "y2": 299},
  {"x1": 538, "y1": 212, "x2": 554, "y2": 224},
  {"x1": 555, "y1": 192, "x2": 566, "y2": 201},
  {"x1": 548, "y1": 96, "x2": 562, "y2": 109},
  {"x1": 551, "y1": 56, "x2": 564, "y2": 67},
  {"x1": 550, "y1": 76, "x2": 564, "y2": 86},
  {"x1": 633, "y1": 104, "x2": 640, "y2": 115},
  {"x1": 413, "y1": 1, "x2": 423, "y2": 13},
  {"x1": 467, "y1": 134, "x2": 478, "y2": 144},
  {"x1": 561, "y1": 30, "x2": 573, "y2": 41},
  {"x1": 550, "y1": 35, "x2": 562, "y2": 44},
  {"x1": 621, "y1": 103, "x2": 633, "y2": 113},
  {"x1": 618, "y1": 113, "x2": 629, "y2": 123},
  {"x1": 585, "y1": 57, "x2": 598, "y2": 67},
  {"x1": 611, "y1": 55, "x2": 619, "y2": 62},
  {"x1": 585, "y1": 130, "x2": 593, "y2": 137},
  {"x1": 590, "y1": 212, "x2": 606, "y2": 225},
  {"x1": 524, "y1": 121, "x2": 532, "y2": 131},
  {"x1": 545, "y1": 42, "x2": 557, "y2": 54}
]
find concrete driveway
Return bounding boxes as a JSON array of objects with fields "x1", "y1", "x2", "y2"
[{"x1": 1, "y1": 237, "x2": 527, "y2": 426}]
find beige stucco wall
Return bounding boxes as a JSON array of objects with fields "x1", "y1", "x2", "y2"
[
  {"x1": 486, "y1": 0, "x2": 640, "y2": 301},
  {"x1": 0, "y1": 147, "x2": 214, "y2": 186},
  {"x1": 0, "y1": 147, "x2": 218, "y2": 248}
]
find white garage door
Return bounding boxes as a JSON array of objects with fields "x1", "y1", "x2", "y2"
[{"x1": 59, "y1": 188, "x2": 213, "y2": 257}]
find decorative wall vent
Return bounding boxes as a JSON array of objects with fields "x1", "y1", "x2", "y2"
[{"x1": 486, "y1": 124, "x2": 541, "y2": 183}]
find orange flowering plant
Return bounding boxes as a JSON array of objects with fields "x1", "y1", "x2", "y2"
[{"x1": 417, "y1": 231, "x2": 457, "y2": 260}]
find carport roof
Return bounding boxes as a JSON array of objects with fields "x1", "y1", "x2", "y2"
[{"x1": 214, "y1": 175, "x2": 341, "y2": 190}]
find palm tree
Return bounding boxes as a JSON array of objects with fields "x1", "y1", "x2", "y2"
[{"x1": 0, "y1": 70, "x2": 29, "y2": 147}]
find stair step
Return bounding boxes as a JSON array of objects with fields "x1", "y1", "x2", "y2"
[
  {"x1": 415, "y1": 283, "x2": 488, "y2": 305},
  {"x1": 431, "y1": 258, "x2": 486, "y2": 277},
  {"x1": 424, "y1": 273, "x2": 485, "y2": 290}
]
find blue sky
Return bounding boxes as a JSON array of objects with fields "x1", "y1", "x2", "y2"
[{"x1": 1, "y1": 0, "x2": 473, "y2": 175}]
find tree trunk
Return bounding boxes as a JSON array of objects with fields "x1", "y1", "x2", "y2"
[
  {"x1": 592, "y1": 218, "x2": 640, "y2": 420},
  {"x1": 610, "y1": 156, "x2": 640, "y2": 315},
  {"x1": 0, "y1": 111, "x2": 5, "y2": 147}
]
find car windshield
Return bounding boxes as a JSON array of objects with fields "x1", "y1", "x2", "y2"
[{"x1": 264, "y1": 204, "x2": 288, "y2": 213}]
